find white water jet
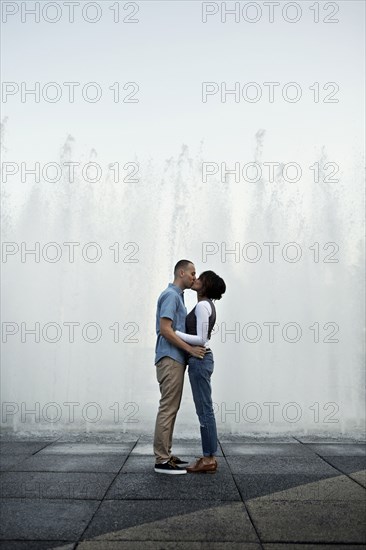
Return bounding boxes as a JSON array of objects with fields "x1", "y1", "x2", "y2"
[{"x1": 1, "y1": 127, "x2": 365, "y2": 438}]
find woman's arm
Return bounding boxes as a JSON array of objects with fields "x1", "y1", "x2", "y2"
[
  {"x1": 175, "y1": 301, "x2": 212, "y2": 345},
  {"x1": 160, "y1": 318, "x2": 206, "y2": 358}
]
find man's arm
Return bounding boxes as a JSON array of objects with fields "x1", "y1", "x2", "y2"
[{"x1": 160, "y1": 318, "x2": 206, "y2": 358}]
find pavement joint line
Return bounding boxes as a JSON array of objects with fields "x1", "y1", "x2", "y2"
[
  {"x1": 75, "y1": 435, "x2": 141, "y2": 544},
  {"x1": 292, "y1": 436, "x2": 366, "y2": 491},
  {"x1": 313, "y1": 456, "x2": 366, "y2": 492},
  {"x1": 218, "y1": 438, "x2": 264, "y2": 549},
  {"x1": 30, "y1": 435, "x2": 65, "y2": 456}
]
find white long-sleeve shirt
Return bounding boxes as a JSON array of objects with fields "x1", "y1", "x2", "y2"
[{"x1": 175, "y1": 300, "x2": 212, "y2": 347}]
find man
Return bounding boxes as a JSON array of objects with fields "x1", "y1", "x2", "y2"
[{"x1": 153, "y1": 259, "x2": 207, "y2": 474}]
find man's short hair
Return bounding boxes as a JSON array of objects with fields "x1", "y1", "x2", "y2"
[{"x1": 174, "y1": 259, "x2": 193, "y2": 276}]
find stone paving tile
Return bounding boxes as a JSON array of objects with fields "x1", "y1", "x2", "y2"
[
  {"x1": 38, "y1": 443, "x2": 135, "y2": 455},
  {"x1": 234, "y1": 472, "x2": 366, "y2": 501},
  {"x1": 132, "y1": 437, "x2": 200, "y2": 444},
  {"x1": 297, "y1": 435, "x2": 366, "y2": 443},
  {"x1": 350, "y1": 470, "x2": 366, "y2": 488},
  {"x1": 119, "y1": 455, "x2": 231, "y2": 474},
  {"x1": 0, "y1": 441, "x2": 55, "y2": 455},
  {"x1": 56, "y1": 434, "x2": 138, "y2": 444},
  {"x1": 0, "y1": 498, "x2": 100, "y2": 541},
  {"x1": 0, "y1": 455, "x2": 30, "y2": 472},
  {"x1": 234, "y1": 473, "x2": 335, "y2": 500},
  {"x1": 78, "y1": 542, "x2": 261, "y2": 549},
  {"x1": 0, "y1": 472, "x2": 115, "y2": 499},
  {"x1": 218, "y1": 435, "x2": 298, "y2": 443},
  {"x1": 0, "y1": 435, "x2": 58, "y2": 442},
  {"x1": 320, "y1": 456, "x2": 366, "y2": 488},
  {"x1": 6, "y1": 454, "x2": 129, "y2": 473},
  {"x1": 221, "y1": 443, "x2": 317, "y2": 456},
  {"x1": 131, "y1": 441, "x2": 223, "y2": 456},
  {"x1": 83, "y1": 500, "x2": 259, "y2": 542},
  {"x1": 246, "y1": 500, "x2": 366, "y2": 543},
  {"x1": 304, "y1": 444, "x2": 366, "y2": 456},
  {"x1": 226, "y1": 455, "x2": 339, "y2": 475},
  {"x1": 320, "y1": 455, "x2": 366, "y2": 474},
  {"x1": 105, "y1": 471, "x2": 240, "y2": 501},
  {"x1": 263, "y1": 545, "x2": 366, "y2": 549},
  {"x1": 0, "y1": 543, "x2": 76, "y2": 550}
]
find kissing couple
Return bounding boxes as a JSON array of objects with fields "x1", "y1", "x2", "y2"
[{"x1": 153, "y1": 259, "x2": 226, "y2": 475}]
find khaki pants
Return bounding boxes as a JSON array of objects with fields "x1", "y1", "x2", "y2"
[{"x1": 153, "y1": 356, "x2": 186, "y2": 464}]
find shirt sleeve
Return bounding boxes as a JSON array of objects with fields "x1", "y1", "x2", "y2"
[
  {"x1": 175, "y1": 301, "x2": 212, "y2": 345},
  {"x1": 159, "y1": 292, "x2": 178, "y2": 321}
]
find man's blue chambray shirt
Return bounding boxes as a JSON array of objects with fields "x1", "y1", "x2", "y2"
[{"x1": 155, "y1": 283, "x2": 187, "y2": 365}]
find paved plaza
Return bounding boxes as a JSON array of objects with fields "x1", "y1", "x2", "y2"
[{"x1": 0, "y1": 434, "x2": 365, "y2": 549}]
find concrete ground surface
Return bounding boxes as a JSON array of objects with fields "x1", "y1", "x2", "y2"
[{"x1": 0, "y1": 433, "x2": 365, "y2": 549}]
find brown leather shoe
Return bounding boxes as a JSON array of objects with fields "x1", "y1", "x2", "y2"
[{"x1": 186, "y1": 457, "x2": 217, "y2": 474}]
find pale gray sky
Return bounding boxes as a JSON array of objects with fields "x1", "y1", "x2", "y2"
[{"x1": 1, "y1": 1, "x2": 364, "y2": 166}]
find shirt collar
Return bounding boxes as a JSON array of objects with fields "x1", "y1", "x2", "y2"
[
  {"x1": 168, "y1": 283, "x2": 184, "y2": 294},
  {"x1": 168, "y1": 283, "x2": 184, "y2": 297}
]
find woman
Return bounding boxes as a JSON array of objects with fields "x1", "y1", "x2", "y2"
[{"x1": 175, "y1": 270, "x2": 226, "y2": 473}]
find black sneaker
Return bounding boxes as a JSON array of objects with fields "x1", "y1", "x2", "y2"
[
  {"x1": 154, "y1": 460, "x2": 187, "y2": 475},
  {"x1": 170, "y1": 455, "x2": 189, "y2": 465}
]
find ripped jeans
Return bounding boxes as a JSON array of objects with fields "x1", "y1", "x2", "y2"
[{"x1": 188, "y1": 350, "x2": 218, "y2": 456}]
